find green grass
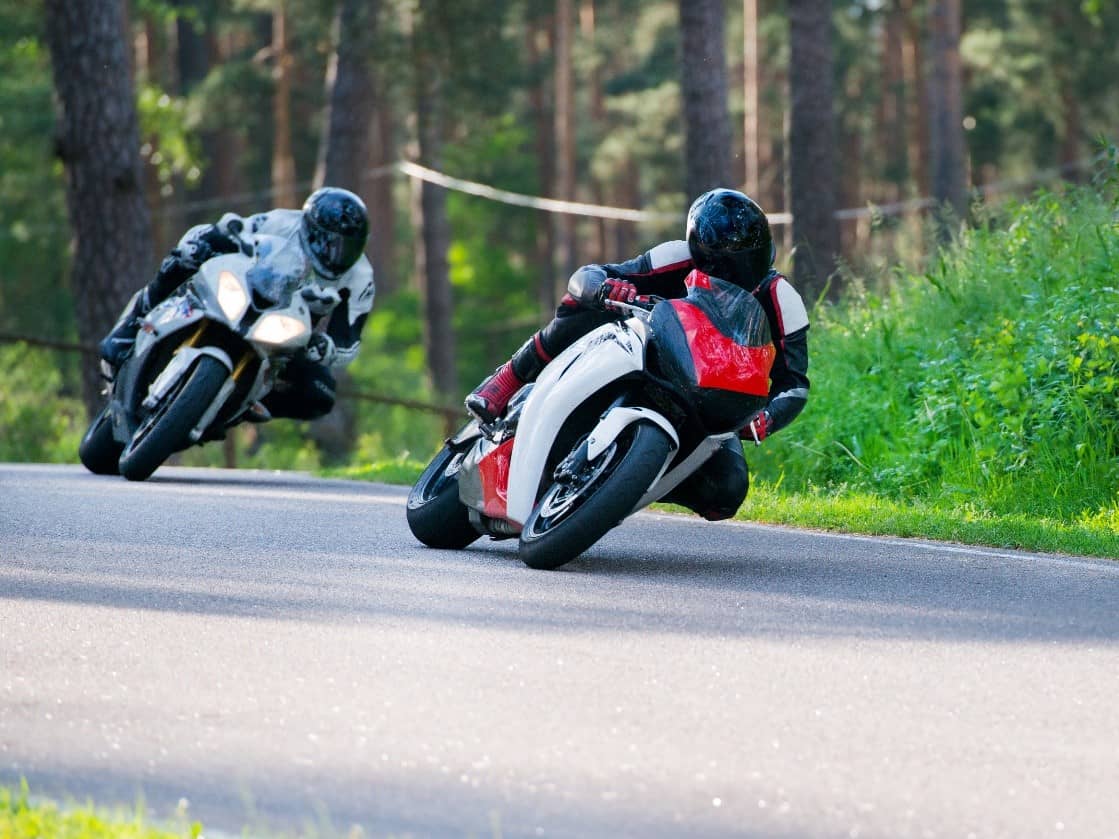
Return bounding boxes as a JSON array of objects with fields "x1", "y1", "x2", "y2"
[
  {"x1": 0, "y1": 781, "x2": 201, "y2": 839},
  {"x1": 732, "y1": 481, "x2": 1119, "y2": 559},
  {"x1": 337, "y1": 460, "x2": 1118, "y2": 558}
]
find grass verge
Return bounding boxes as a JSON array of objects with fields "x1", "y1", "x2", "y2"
[
  {"x1": 0, "y1": 781, "x2": 201, "y2": 839},
  {"x1": 331, "y1": 461, "x2": 1118, "y2": 560}
]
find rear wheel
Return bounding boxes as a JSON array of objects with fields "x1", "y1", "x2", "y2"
[
  {"x1": 78, "y1": 406, "x2": 124, "y2": 475},
  {"x1": 518, "y1": 421, "x2": 673, "y2": 570},
  {"x1": 407, "y1": 442, "x2": 480, "y2": 549},
  {"x1": 118, "y1": 355, "x2": 229, "y2": 482}
]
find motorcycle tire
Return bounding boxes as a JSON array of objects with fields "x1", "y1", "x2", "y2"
[
  {"x1": 118, "y1": 355, "x2": 229, "y2": 482},
  {"x1": 518, "y1": 420, "x2": 673, "y2": 571},
  {"x1": 407, "y1": 442, "x2": 480, "y2": 550},
  {"x1": 78, "y1": 406, "x2": 124, "y2": 475}
]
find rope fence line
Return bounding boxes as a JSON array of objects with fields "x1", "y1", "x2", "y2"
[
  {"x1": 2, "y1": 154, "x2": 1103, "y2": 242},
  {"x1": 0, "y1": 332, "x2": 462, "y2": 423}
]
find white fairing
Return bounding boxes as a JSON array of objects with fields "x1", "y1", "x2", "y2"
[{"x1": 505, "y1": 318, "x2": 648, "y2": 526}]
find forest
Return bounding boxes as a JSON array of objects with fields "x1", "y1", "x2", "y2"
[{"x1": 1, "y1": 0, "x2": 1117, "y2": 549}]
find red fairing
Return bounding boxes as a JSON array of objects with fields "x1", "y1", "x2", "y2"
[
  {"x1": 478, "y1": 438, "x2": 516, "y2": 518},
  {"x1": 668, "y1": 299, "x2": 775, "y2": 395}
]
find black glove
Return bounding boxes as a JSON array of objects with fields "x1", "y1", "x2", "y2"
[{"x1": 303, "y1": 332, "x2": 337, "y2": 366}]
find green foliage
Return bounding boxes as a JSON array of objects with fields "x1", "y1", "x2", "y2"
[
  {"x1": 752, "y1": 185, "x2": 1119, "y2": 523},
  {"x1": 0, "y1": 345, "x2": 84, "y2": 463},
  {"x1": 0, "y1": 0, "x2": 71, "y2": 337},
  {"x1": 1, "y1": 780, "x2": 202, "y2": 839},
  {"x1": 137, "y1": 85, "x2": 203, "y2": 190}
]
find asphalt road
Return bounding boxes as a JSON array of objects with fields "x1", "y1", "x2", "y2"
[{"x1": 2, "y1": 463, "x2": 1118, "y2": 839}]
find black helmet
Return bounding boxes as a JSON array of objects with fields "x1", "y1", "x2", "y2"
[
  {"x1": 300, "y1": 187, "x2": 370, "y2": 278},
  {"x1": 685, "y1": 188, "x2": 774, "y2": 291}
]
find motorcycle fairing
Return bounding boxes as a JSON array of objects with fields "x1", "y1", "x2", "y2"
[
  {"x1": 650, "y1": 272, "x2": 775, "y2": 432},
  {"x1": 504, "y1": 318, "x2": 648, "y2": 526},
  {"x1": 478, "y1": 438, "x2": 515, "y2": 518},
  {"x1": 459, "y1": 436, "x2": 512, "y2": 519},
  {"x1": 665, "y1": 299, "x2": 775, "y2": 393}
]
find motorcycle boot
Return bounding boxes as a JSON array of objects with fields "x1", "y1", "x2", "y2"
[
  {"x1": 99, "y1": 249, "x2": 205, "y2": 371},
  {"x1": 98, "y1": 289, "x2": 151, "y2": 370},
  {"x1": 465, "y1": 333, "x2": 550, "y2": 423}
]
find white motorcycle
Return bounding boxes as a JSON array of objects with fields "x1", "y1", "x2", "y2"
[
  {"x1": 79, "y1": 235, "x2": 334, "y2": 481},
  {"x1": 407, "y1": 271, "x2": 776, "y2": 570}
]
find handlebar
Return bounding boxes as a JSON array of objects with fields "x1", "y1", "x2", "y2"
[{"x1": 602, "y1": 294, "x2": 663, "y2": 317}]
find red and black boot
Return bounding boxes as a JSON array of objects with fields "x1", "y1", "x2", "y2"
[{"x1": 465, "y1": 334, "x2": 551, "y2": 423}]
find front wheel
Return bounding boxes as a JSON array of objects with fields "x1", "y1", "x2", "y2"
[
  {"x1": 518, "y1": 421, "x2": 673, "y2": 570},
  {"x1": 78, "y1": 406, "x2": 124, "y2": 475},
  {"x1": 118, "y1": 355, "x2": 229, "y2": 481},
  {"x1": 407, "y1": 442, "x2": 480, "y2": 550}
]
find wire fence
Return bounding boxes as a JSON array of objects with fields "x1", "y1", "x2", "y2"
[{"x1": 0, "y1": 331, "x2": 463, "y2": 429}]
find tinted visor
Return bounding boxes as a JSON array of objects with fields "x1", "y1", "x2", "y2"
[{"x1": 302, "y1": 219, "x2": 366, "y2": 277}]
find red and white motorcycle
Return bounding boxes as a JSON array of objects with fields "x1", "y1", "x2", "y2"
[{"x1": 406, "y1": 271, "x2": 776, "y2": 570}]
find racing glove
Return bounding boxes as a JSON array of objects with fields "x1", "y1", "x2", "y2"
[
  {"x1": 740, "y1": 410, "x2": 770, "y2": 446},
  {"x1": 600, "y1": 278, "x2": 638, "y2": 304},
  {"x1": 303, "y1": 332, "x2": 337, "y2": 366}
]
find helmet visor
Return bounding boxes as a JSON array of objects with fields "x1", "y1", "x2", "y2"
[{"x1": 303, "y1": 219, "x2": 366, "y2": 278}]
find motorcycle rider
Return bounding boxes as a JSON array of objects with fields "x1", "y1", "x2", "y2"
[
  {"x1": 465, "y1": 187, "x2": 810, "y2": 521},
  {"x1": 99, "y1": 187, "x2": 374, "y2": 422}
]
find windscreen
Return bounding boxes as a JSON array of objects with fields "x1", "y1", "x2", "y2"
[{"x1": 246, "y1": 234, "x2": 312, "y2": 305}]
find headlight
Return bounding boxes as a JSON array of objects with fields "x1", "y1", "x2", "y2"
[
  {"x1": 250, "y1": 313, "x2": 308, "y2": 346},
  {"x1": 217, "y1": 270, "x2": 249, "y2": 322}
]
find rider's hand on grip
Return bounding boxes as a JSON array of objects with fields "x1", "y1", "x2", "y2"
[
  {"x1": 304, "y1": 332, "x2": 337, "y2": 366},
  {"x1": 740, "y1": 410, "x2": 770, "y2": 446},
  {"x1": 599, "y1": 278, "x2": 638, "y2": 306}
]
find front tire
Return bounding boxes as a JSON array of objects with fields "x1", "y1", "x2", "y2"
[
  {"x1": 407, "y1": 442, "x2": 480, "y2": 549},
  {"x1": 118, "y1": 355, "x2": 229, "y2": 482},
  {"x1": 78, "y1": 406, "x2": 124, "y2": 475},
  {"x1": 518, "y1": 421, "x2": 673, "y2": 570}
]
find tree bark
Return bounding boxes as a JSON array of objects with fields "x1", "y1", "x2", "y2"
[
  {"x1": 311, "y1": 0, "x2": 382, "y2": 464},
  {"x1": 528, "y1": 11, "x2": 557, "y2": 320},
  {"x1": 679, "y1": 0, "x2": 732, "y2": 199},
  {"x1": 901, "y1": 0, "x2": 930, "y2": 198},
  {"x1": 45, "y1": 0, "x2": 154, "y2": 419},
  {"x1": 927, "y1": 0, "x2": 967, "y2": 230},
  {"x1": 271, "y1": 2, "x2": 298, "y2": 209},
  {"x1": 413, "y1": 0, "x2": 458, "y2": 400},
  {"x1": 787, "y1": 0, "x2": 839, "y2": 299},
  {"x1": 553, "y1": 0, "x2": 577, "y2": 286},
  {"x1": 743, "y1": 0, "x2": 760, "y2": 198}
]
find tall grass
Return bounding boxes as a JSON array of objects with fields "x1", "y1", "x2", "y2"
[{"x1": 751, "y1": 182, "x2": 1119, "y2": 528}]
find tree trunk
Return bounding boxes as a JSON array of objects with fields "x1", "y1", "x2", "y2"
[
  {"x1": 743, "y1": 0, "x2": 760, "y2": 199},
  {"x1": 553, "y1": 0, "x2": 577, "y2": 286},
  {"x1": 679, "y1": 0, "x2": 733, "y2": 199},
  {"x1": 927, "y1": 0, "x2": 967, "y2": 230},
  {"x1": 787, "y1": 0, "x2": 839, "y2": 299},
  {"x1": 581, "y1": 0, "x2": 608, "y2": 263},
  {"x1": 528, "y1": 12, "x2": 557, "y2": 320},
  {"x1": 45, "y1": 0, "x2": 154, "y2": 419},
  {"x1": 368, "y1": 102, "x2": 398, "y2": 295},
  {"x1": 901, "y1": 0, "x2": 930, "y2": 198},
  {"x1": 877, "y1": 0, "x2": 907, "y2": 202},
  {"x1": 271, "y1": 2, "x2": 298, "y2": 209},
  {"x1": 413, "y1": 0, "x2": 458, "y2": 400},
  {"x1": 311, "y1": 0, "x2": 381, "y2": 464}
]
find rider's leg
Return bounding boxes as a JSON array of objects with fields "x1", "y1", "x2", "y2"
[
  {"x1": 659, "y1": 437, "x2": 750, "y2": 521},
  {"x1": 259, "y1": 357, "x2": 337, "y2": 421},
  {"x1": 98, "y1": 250, "x2": 202, "y2": 368},
  {"x1": 465, "y1": 298, "x2": 615, "y2": 422}
]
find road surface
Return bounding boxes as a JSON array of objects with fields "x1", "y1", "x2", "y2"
[{"x1": 2, "y1": 463, "x2": 1118, "y2": 838}]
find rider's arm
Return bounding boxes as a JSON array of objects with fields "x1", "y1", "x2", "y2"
[
  {"x1": 321, "y1": 260, "x2": 376, "y2": 368},
  {"x1": 763, "y1": 325, "x2": 809, "y2": 436},
  {"x1": 567, "y1": 240, "x2": 693, "y2": 305},
  {"x1": 754, "y1": 274, "x2": 810, "y2": 438}
]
